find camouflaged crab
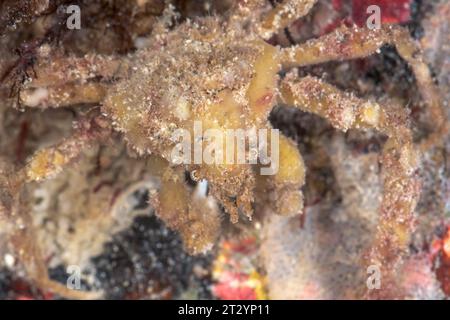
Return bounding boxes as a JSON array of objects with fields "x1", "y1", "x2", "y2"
[{"x1": 0, "y1": 0, "x2": 447, "y2": 298}]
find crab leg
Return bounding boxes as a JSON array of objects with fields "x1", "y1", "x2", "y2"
[
  {"x1": 259, "y1": 0, "x2": 318, "y2": 39},
  {"x1": 24, "y1": 53, "x2": 126, "y2": 88},
  {"x1": 146, "y1": 156, "x2": 221, "y2": 255},
  {"x1": 22, "y1": 115, "x2": 111, "y2": 182},
  {"x1": 280, "y1": 74, "x2": 421, "y2": 290},
  {"x1": 0, "y1": 115, "x2": 111, "y2": 299},
  {"x1": 256, "y1": 133, "x2": 306, "y2": 217},
  {"x1": 3, "y1": 52, "x2": 128, "y2": 108},
  {"x1": 0, "y1": 114, "x2": 111, "y2": 201},
  {"x1": 19, "y1": 83, "x2": 108, "y2": 108},
  {"x1": 280, "y1": 24, "x2": 447, "y2": 150},
  {"x1": 0, "y1": 44, "x2": 120, "y2": 302}
]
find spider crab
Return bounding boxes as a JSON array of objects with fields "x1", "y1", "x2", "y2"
[{"x1": 0, "y1": 0, "x2": 446, "y2": 298}]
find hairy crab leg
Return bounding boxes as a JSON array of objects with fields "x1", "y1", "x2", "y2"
[
  {"x1": 0, "y1": 114, "x2": 111, "y2": 212},
  {"x1": 3, "y1": 51, "x2": 128, "y2": 109},
  {"x1": 20, "y1": 83, "x2": 108, "y2": 108},
  {"x1": 280, "y1": 74, "x2": 421, "y2": 294},
  {"x1": 22, "y1": 115, "x2": 112, "y2": 182},
  {"x1": 146, "y1": 156, "x2": 221, "y2": 255},
  {"x1": 258, "y1": 0, "x2": 318, "y2": 39},
  {"x1": 0, "y1": 115, "x2": 111, "y2": 299},
  {"x1": 280, "y1": 24, "x2": 448, "y2": 150},
  {"x1": 23, "y1": 53, "x2": 126, "y2": 88},
  {"x1": 243, "y1": 40, "x2": 306, "y2": 217},
  {"x1": 255, "y1": 133, "x2": 306, "y2": 217}
]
